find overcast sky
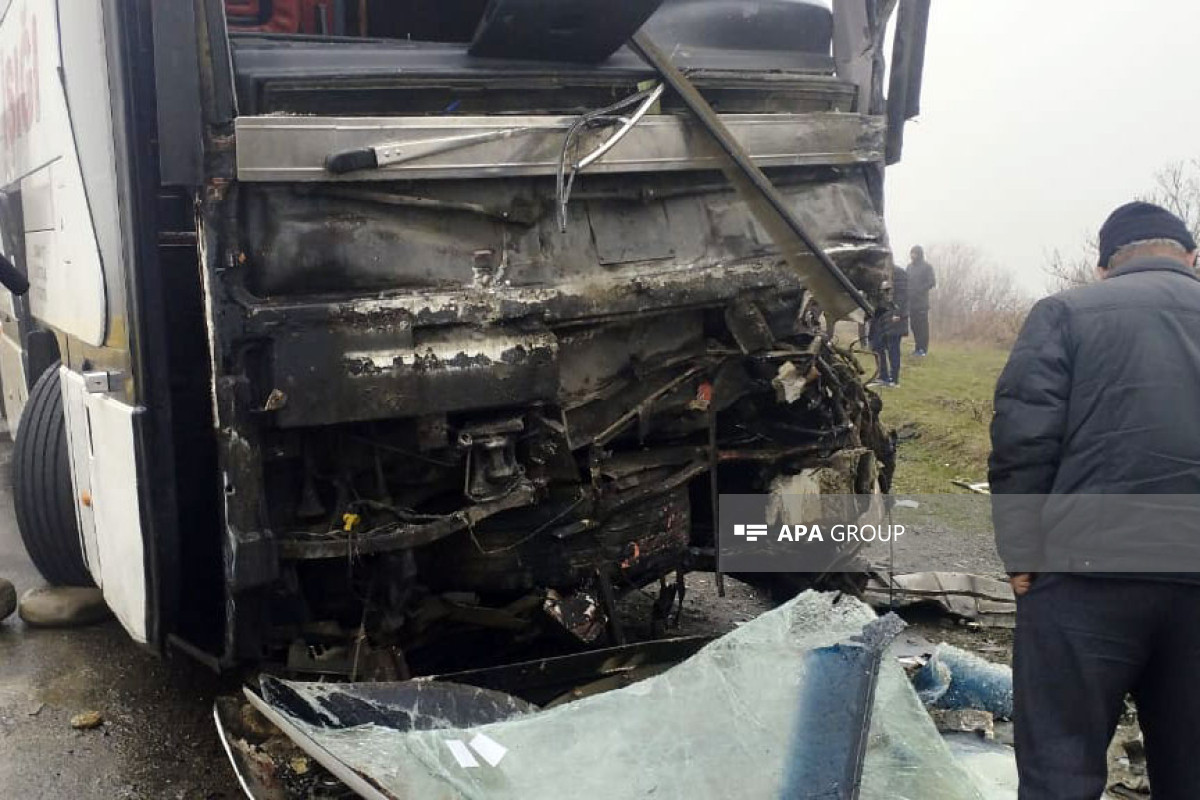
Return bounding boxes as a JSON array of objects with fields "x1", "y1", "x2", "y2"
[{"x1": 884, "y1": 0, "x2": 1200, "y2": 294}]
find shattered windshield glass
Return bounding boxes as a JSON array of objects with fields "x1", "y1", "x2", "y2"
[{"x1": 250, "y1": 593, "x2": 986, "y2": 800}]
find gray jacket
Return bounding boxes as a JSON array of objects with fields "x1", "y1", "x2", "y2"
[{"x1": 908, "y1": 259, "x2": 936, "y2": 313}]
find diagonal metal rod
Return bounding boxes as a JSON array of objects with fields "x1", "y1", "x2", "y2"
[{"x1": 629, "y1": 31, "x2": 873, "y2": 321}]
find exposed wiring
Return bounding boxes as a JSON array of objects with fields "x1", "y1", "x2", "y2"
[
  {"x1": 467, "y1": 492, "x2": 588, "y2": 556},
  {"x1": 556, "y1": 83, "x2": 664, "y2": 232}
]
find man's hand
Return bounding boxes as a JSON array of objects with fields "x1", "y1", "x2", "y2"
[{"x1": 1010, "y1": 572, "x2": 1035, "y2": 597}]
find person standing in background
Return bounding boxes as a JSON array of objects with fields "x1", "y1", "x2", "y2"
[
  {"x1": 907, "y1": 246, "x2": 936, "y2": 356},
  {"x1": 868, "y1": 263, "x2": 909, "y2": 387}
]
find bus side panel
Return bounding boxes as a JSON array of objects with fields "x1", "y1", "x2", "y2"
[
  {"x1": 57, "y1": 0, "x2": 130, "y2": 347},
  {"x1": 60, "y1": 368, "x2": 147, "y2": 642},
  {"x1": 0, "y1": 0, "x2": 109, "y2": 348}
]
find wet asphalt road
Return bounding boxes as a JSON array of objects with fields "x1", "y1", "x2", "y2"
[{"x1": 0, "y1": 436, "x2": 242, "y2": 799}]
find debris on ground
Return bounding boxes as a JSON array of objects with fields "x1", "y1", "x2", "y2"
[
  {"x1": 865, "y1": 572, "x2": 1015, "y2": 625},
  {"x1": 241, "y1": 704, "x2": 278, "y2": 738},
  {"x1": 889, "y1": 629, "x2": 938, "y2": 668},
  {"x1": 929, "y1": 708, "x2": 995, "y2": 739},
  {"x1": 214, "y1": 696, "x2": 352, "y2": 800},
  {"x1": 912, "y1": 644, "x2": 1013, "y2": 720},
  {"x1": 70, "y1": 711, "x2": 104, "y2": 730},
  {"x1": 18, "y1": 587, "x2": 113, "y2": 628},
  {"x1": 897, "y1": 620, "x2": 1138, "y2": 799},
  {"x1": 226, "y1": 593, "x2": 996, "y2": 800},
  {"x1": 898, "y1": 640, "x2": 1018, "y2": 799},
  {"x1": 0, "y1": 577, "x2": 14, "y2": 621}
]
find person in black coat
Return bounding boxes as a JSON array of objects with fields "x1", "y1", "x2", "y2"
[
  {"x1": 868, "y1": 263, "x2": 909, "y2": 386},
  {"x1": 989, "y1": 201, "x2": 1200, "y2": 799}
]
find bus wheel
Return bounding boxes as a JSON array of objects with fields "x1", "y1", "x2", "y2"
[{"x1": 14, "y1": 363, "x2": 92, "y2": 586}]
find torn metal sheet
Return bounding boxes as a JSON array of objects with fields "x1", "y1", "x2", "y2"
[
  {"x1": 245, "y1": 593, "x2": 988, "y2": 800},
  {"x1": 864, "y1": 572, "x2": 1016, "y2": 620},
  {"x1": 885, "y1": 0, "x2": 932, "y2": 164}
]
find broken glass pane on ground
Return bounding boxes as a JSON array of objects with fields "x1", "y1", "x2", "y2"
[{"x1": 236, "y1": 592, "x2": 1005, "y2": 799}]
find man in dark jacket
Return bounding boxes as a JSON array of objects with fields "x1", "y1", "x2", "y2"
[
  {"x1": 990, "y1": 201, "x2": 1200, "y2": 799},
  {"x1": 907, "y1": 246, "x2": 936, "y2": 355},
  {"x1": 868, "y1": 263, "x2": 908, "y2": 387}
]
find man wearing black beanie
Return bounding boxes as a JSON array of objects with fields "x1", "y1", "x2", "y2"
[{"x1": 990, "y1": 201, "x2": 1200, "y2": 799}]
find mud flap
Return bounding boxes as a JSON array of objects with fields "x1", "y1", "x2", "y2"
[{"x1": 59, "y1": 369, "x2": 149, "y2": 640}]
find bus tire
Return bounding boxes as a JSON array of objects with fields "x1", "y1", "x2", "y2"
[{"x1": 14, "y1": 363, "x2": 92, "y2": 586}]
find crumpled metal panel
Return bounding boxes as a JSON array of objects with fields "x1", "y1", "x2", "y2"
[{"x1": 250, "y1": 593, "x2": 986, "y2": 800}]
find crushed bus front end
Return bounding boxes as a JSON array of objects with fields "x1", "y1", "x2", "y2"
[{"x1": 181, "y1": 0, "x2": 925, "y2": 673}]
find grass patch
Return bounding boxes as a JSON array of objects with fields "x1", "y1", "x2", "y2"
[{"x1": 862, "y1": 343, "x2": 1011, "y2": 493}]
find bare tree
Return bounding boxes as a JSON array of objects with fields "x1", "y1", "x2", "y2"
[
  {"x1": 1045, "y1": 237, "x2": 1098, "y2": 292},
  {"x1": 1142, "y1": 158, "x2": 1200, "y2": 239},
  {"x1": 925, "y1": 242, "x2": 1032, "y2": 346},
  {"x1": 1046, "y1": 159, "x2": 1200, "y2": 292}
]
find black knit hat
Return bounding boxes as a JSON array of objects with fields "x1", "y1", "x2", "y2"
[{"x1": 1098, "y1": 201, "x2": 1197, "y2": 268}]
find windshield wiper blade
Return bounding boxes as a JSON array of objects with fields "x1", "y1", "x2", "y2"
[{"x1": 325, "y1": 126, "x2": 547, "y2": 174}]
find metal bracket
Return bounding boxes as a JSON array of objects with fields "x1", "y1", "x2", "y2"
[{"x1": 83, "y1": 371, "x2": 121, "y2": 394}]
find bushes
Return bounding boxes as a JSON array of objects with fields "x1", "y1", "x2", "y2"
[{"x1": 922, "y1": 243, "x2": 1032, "y2": 347}]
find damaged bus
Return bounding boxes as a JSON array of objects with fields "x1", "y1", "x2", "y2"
[{"x1": 0, "y1": 0, "x2": 928, "y2": 674}]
